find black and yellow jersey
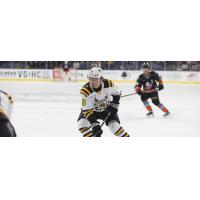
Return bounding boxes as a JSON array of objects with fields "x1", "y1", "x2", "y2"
[{"x1": 80, "y1": 79, "x2": 121, "y2": 121}]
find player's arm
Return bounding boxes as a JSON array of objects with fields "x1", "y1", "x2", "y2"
[
  {"x1": 155, "y1": 72, "x2": 164, "y2": 91},
  {"x1": 134, "y1": 77, "x2": 143, "y2": 95},
  {"x1": 107, "y1": 80, "x2": 121, "y2": 118},
  {"x1": 108, "y1": 80, "x2": 121, "y2": 104}
]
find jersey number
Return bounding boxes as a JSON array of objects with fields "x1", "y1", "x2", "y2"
[{"x1": 82, "y1": 98, "x2": 86, "y2": 106}]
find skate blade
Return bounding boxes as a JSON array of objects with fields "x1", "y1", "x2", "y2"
[
  {"x1": 163, "y1": 112, "x2": 170, "y2": 118},
  {"x1": 146, "y1": 114, "x2": 155, "y2": 118}
]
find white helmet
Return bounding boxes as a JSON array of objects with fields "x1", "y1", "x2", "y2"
[{"x1": 87, "y1": 67, "x2": 103, "y2": 80}]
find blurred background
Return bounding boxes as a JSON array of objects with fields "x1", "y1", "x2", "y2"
[{"x1": 1, "y1": 61, "x2": 200, "y2": 71}]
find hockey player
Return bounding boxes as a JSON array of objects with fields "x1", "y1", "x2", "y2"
[
  {"x1": 0, "y1": 91, "x2": 17, "y2": 137},
  {"x1": 77, "y1": 67, "x2": 129, "y2": 137},
  {"x1": 134, "y1": 62, "x2": 170, "y2": 117}
]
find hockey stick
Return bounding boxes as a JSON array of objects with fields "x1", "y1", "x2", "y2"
[
  {"x1": 0, "y1": 90, "x2": 13, "y2": 103},
  {"x1": 120, "y1": 92, "x2": 137, "y2": 98},
  {"x1": 101, "y1": 111, "x2": 111, "y2": 128},
  {"x1": 143, "y1": 88, "x2": 159, "y2": 93},
  {"x1": 0, "y1": 89, "x2": 9, "y2": 96},
  {"x1": 120, "y1": 88, "x2": 159, "y2": 98}
]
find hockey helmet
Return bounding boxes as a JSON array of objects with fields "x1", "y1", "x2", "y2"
[
  {"x1": 142, "y1": 62, "x2": 150, "y2": 69},
  {"x1": 87, "y1": 67, "x2": 104, "y2": 80}
]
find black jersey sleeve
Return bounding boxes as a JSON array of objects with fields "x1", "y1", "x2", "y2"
[
  {"x1": 135, "y1": 75, "x2": 143, "y2": 87},
  {"x1": 152, "y1": 71, "x2": 164, "y2": 90},
  {"x1": 151, "y1": 71, "x2": 160, "y2": 81}
]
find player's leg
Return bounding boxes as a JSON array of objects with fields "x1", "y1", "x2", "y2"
[
  {"x1": 151, "y1": 92, "x2": 170, "y2": 116},
  {"x1": 77, "y1": 111, "x2": 93, "y2": 137},
  {"x1": 141, "y1": 94, "x2": 153, "y2": 116},
  {"x1": 106, "y1": 113, "x2": 129, "y2": 137}
]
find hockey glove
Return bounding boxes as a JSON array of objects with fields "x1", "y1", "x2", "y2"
[
  {"x1": 108, "y1": 102, "x2": 119, "y2": 114},
  {"x1": 91, "y1": 122, "x2": 103, "y2": 137},
  {"x1": 137, "y1": 91, "x2": 144, "y2": 95},
  {"x1": 135, "y1": 86, "x2": 144, "y2": 96},
  {"x1": 158, "y1": 84, "x2": 164, "y2": 91},
  {"x1": 106, "y1": 102, "x2": 119, "y2": 123}
]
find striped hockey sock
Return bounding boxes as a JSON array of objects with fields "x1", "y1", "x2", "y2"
[
  {"x1": 143, "y1": 101, "x2": 153, "y2": 112},
  {"x1": 158, "y1": 103, "x2": 169, "y2": 113}
]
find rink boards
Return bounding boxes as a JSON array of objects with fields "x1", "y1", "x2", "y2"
[{"x1": 0, "y1": 69, "x2": 200, "y2": 84}]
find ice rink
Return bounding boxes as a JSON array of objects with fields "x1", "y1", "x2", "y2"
[{"x1": 1, "y1": 81, "x2": 200, "y2": 137}]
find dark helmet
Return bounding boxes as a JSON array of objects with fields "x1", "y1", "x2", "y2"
[{"x1": 142, "y1": 62, "x2": 150, "y2": 69}]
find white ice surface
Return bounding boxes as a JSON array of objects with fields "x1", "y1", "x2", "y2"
[{"x1": 1, "y1": 81, "x2": 200, "y2": 136}]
